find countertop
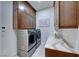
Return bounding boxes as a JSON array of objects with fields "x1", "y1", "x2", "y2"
[{"x1": 45, "y1": 35, "x2": 79, "y2": 54}]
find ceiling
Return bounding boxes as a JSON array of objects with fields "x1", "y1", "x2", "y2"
[{"x1": 28, "y1": 1, "x2": 54, "y2": 11}]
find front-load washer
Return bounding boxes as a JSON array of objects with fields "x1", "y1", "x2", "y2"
[
  {"x1": 17, "y1": 29, "x2": 37, "y2": 57},
  {"x1": 27, "y1": 29, "x2": 37, "y2": 57}
]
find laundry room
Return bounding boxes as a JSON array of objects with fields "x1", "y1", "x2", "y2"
[{"x1": 1, "y1": 1, "x2": 79, "y2": 57}]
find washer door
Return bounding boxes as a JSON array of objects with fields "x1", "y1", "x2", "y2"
[
  {"x1": 29, "y1": 33, "x2": 35, "y2": 44},
  {"x1": 28, "y1": 32, "x2": 36, "y2": 51}
]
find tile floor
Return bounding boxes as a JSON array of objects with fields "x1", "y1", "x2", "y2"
[{"x1": 32, "y1": 43, "x2": 45, "y2": 57}]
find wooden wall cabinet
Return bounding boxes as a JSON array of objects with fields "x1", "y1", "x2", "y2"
[
  {"x1": 13, "y1": 1, "x2": 36, "y2": 29},
  {"x1": 13, "y1": 2, "x2": 18, "y2": 29},
  {"x1": 77, "y1": 2, "x2": 79, "y2": 26},
  {"x1": 55, "y1": 1, "x2": 79, "y2": 28},
  {"x1": 59, "y1": 1, "x2": 77, "y2": 28}
]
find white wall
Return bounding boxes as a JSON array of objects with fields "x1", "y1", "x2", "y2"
[
  {"x1": 36, "y1": 7, "x2": 54, "y2": 45},
  {"x1": 60, "y1": 29, "x2": 78, "y2": 49},
  {"x1": 0, "y1": 2, "x2": 2, "y2": 56},
  {"x1": 1, "y1": 1, "x2": 17, "y2": 56},
  {"x1": 76, "y1": 28, "x2": 79, "y2": 51},
  {"x1": 60, "y1": 29, "x2": 79, "y2": 52}
]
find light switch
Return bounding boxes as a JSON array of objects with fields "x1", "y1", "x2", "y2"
[{"x1": 2, "y1": 27, "x2": 5, "y2": 32}]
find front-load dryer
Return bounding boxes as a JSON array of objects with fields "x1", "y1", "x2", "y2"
[{"x1": 36, "y1": 29, "x2": 41, "y2": 48}]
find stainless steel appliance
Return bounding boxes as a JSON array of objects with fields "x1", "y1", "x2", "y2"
[{"x1": 36, "y1": 29, "x2": 41, "y2": 48}]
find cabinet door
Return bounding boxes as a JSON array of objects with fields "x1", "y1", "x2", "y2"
[
  {"x1": 23, "y1": 2, "x2": 36, "y2": 17},
  {"x1": 77, "y1": 2, "x2": 79, "y2": 26},
  {"x1": 13, "y1": 2, "x2": 18, "y2": 29},
  {"x1": 31, "y1": 16, "x2": 36, "y2": 28},
  {"x1": 18, "y1": 12, "x2": 33, "y2": 29},
  {"x1": 18, "y1": 1, "x2": 36, "y2": 29},
  {"x1": 59, "y1": 1, "x2": 77, "y2": 28}
]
